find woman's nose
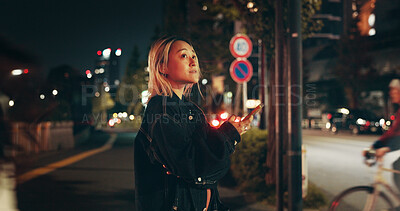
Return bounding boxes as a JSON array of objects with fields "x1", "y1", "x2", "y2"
[{"x1": 190, "y1": 58, "x2": 196, "y2": 66}]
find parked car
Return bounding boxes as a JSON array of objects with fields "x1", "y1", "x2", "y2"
[{"x1": 323, "y1": 108, "x2": 385, "y2": 135}]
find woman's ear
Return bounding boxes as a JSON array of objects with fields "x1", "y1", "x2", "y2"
[{"x1": 159, "y1": 66, "x2": 168, "y2": 77}]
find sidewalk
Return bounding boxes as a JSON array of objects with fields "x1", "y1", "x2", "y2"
[
  {"x1": 219, "y1": 186, "x2": 275, "y2": 211},
  {"x1": 219, "y1": 186, "x2": 323, "y2": 211}
]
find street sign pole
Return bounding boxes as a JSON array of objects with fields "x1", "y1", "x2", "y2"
[
  {"x1": 243, "y1": 81, "x2": 247, "y2": 115},
  {"x1": 229, "y1": 34, "x2": 253, "y2": 116}
]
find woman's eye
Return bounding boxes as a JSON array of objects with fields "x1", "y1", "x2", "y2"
[
  {"x1": 192, "y1": 55, "x2": 196, "y2": 59},
  {"x1": 181, "y1": 54, "x2": 187, "y2": 58}
]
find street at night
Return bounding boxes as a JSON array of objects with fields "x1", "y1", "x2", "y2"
[{"x1": 1, "y1": 0, "x2": 400, "y2": 210}]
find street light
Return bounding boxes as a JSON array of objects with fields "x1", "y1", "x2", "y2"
[
  {"x1": 11, "y1": 69, "x2": 23, "y2": 76},
  {"x1": 115, "y1": 48, "x2": 122, "y2": 57},
  {"x1": 40, "y1": 94, "x2": 45, "y2": 100},
  {"x1": 52, "y1": 89, "x2": 58, "y2": 96},
  {"x1": 247, "y1": 2, "x2": 254, "y2": 9},
  {"x1": 9, "y1": 100, "x2": 14, "y2": 107}
]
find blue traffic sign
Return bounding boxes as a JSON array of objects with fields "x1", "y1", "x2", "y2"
[{"x1": 229, "y1": 59, "x2": 253, "y2": 83}]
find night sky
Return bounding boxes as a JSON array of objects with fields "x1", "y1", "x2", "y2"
[{"x1": 0, "y1": 0, "x2": 163, "y2": 75}]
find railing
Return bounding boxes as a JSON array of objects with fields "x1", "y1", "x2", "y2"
[{"x1": 8, "y1": 121, "x2": 74, "y2": 157}]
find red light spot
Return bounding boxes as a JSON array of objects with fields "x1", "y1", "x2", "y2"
[
  {"x1": 23, "y1": 69, "x2": 29, "y2": 74},
  {"x1": 235, "y1": 117, "x2": 241, "y2": 122},
  {"x1": 86, "y1": 70, "x2": 91, "y2": 75},
  {"x1": 327, "y1": 113, "x2": 332, "y2": 120},
  {"x1": 366, "y1": 121, "x2": 370, "y2": 126},
  {"x1": 391, "y1": 115, "x2": 395, "y2": 120},
  {"x1": 220, "y1": 112, "x2": 229, "y2": 120},
  {"x1": 97, "y1": 50, "x2": 102, "y2": 56},
  {"x1": 211, "y1": 120, "x2": 220, "y2": 127}
]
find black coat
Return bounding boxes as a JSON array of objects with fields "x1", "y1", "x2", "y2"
[{"x1": 134, "y1": 93, "x2": 240, "y2": 211}]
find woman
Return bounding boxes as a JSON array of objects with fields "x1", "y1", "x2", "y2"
[{"x1": 134, "y1": 36, "x2": 252, "y2": 211}]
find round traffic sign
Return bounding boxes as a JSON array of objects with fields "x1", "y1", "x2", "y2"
[
  {"x1": 229, "y1": 58, "x2": 253, "y2": 83},
  {"x1": 229, "y1": 34, "x2": 253, "y2": 58}
]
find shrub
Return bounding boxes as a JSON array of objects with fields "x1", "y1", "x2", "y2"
[
  {"x1": 231, "y1": 128, "x2": 271, "y2": 193},
  {"x1": 230, "y1": 128, "x2": 327, "y2": 208}
]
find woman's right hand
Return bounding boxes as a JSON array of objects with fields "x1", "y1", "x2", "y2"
[{"x1": 228, "y1": 115, "x2": 253, "y2": 135}]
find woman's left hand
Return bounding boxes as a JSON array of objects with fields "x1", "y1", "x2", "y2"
[{"x1": 228, "y1": 115, "x2": 253, "y2": 135}]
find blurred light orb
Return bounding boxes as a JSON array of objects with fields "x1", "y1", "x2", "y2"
[
  {"x1": 141, "y1": 90, "x2": 150, "y2": 105},
  {"x1": 105, "y1": 86, "x2": 110, "y2": 92},
  {"x1": 11, "y1": 69, "x2": 23, "y2": 76},
  {"x1": 122, "y1": 112, "x2": 128, "y2": 118},
  {"x1": 115, "y1": 48, "x2": 122, "y2": 56},
  {"x1": 97, "y1": 50, "x2": 102, "y2": 56},
  {"x1": 118, "y1": 112, "x2": 123, "y2": 118},
  {"x1": 103, "y1": 48, "x2": 111, "y2": 59},
  {"x1": 202, "y1": 79, "x2": 208, "y2": 85},
  {"x1": 211, "y1": 120, "x2": 220, "y2": 127},
  {"x1": 253, "y1": 7, "x2": 258, "y2": 12},
  {"x1": 99, "y1": 68, "x2": 105, "y2": 74},
  {"x1": 52, "y1": 89, "x2": 58, "y2": 96},
  {"x1": 40, "y1": 94, "x2": 45, "y2": 100},
  {"x1": 368, "y1": 14, "x2": 375, "y2": 26},
  {"x1": 95, "y1": 92, "x2": 100, "y2": 97},
  {"x1": 202, "y1": 5, "x2": 207, "y2": 11},
  {"x1": 226, "y1": 92, "x2": 233, "y2": 98},
  {"x1": 129, "y1": 115, "x2": 135, "y2": 120},
  {"x1": 114, "y1": 80, "x2": 120, "y2": 85},
  {"x1": 113, "y1": 113, "x2": 118, "y2": 118},
  {"x1": 247, "y1": 2, "x2": 254, "y2": 8},
  {"x1": 87, "y1": 73, "x2": 92, "y2": 78},
  {"x1": 9, "y1": 100, "x2": 14, "y2": 107},
  {"x1": 369, "y1": 28, "x2": 376, "y2": 36}
]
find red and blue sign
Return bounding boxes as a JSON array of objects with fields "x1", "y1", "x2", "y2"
[{"x1": 229, "y1": 58, "x2": 253, "y2": 83}]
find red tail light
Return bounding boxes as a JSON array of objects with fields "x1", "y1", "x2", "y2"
[{"x1": 327, "y1": 113, "x2": 332, "y2": 120}]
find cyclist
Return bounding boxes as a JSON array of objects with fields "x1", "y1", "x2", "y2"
[{"x1": 367, "y1": 79, "x2": 400, "y2": 192}]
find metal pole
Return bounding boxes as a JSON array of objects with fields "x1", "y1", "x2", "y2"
[
  {"x1": 243, "y1": 82, "x2": 248, "y2": 115},
  {"x1": 288, "y1": 0, "x2": 303, "y2": 210},
  {"x1": 275, "y1": 0, "x2": 285, "y2": 210}
]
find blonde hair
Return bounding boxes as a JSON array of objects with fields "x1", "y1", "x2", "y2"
[{"x1": 147, "y1": 36, "x2": 200, "y2": 99}]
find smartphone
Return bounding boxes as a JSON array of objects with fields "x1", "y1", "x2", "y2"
[{"x1": 242, "y1": 103, "x2": 264, "y2": 121}]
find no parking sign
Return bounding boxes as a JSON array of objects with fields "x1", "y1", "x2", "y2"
[{"x1": 229, "y1": 58, "x2": 253, "y2": 83}]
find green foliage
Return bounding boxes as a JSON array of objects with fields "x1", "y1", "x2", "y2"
[
  {"x1": 205, "y1": 0, "x2": 323, "y2": 57},
  {"x1": 303, "y1": 183, "x2": 328, "y2": 208},
  {"x1": 230, "y1": 128, "x2": 327, "y2": 208},
  {"x1": 231, "y1": 128, "x2": 269, "y2": 191}
]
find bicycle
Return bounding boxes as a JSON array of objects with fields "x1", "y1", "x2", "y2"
[{"x1": 329, "y1": 148, "x2": 400, "y2": 211}]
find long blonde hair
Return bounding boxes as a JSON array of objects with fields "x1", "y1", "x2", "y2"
[{"x1": 147, "y1": 36, "x2": 200, "y2": 99}]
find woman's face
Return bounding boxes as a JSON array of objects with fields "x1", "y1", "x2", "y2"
[{"x1": 165, "y1": 40, "x2": 200, "y2": 88}]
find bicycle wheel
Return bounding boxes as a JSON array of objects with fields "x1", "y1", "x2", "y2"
[{"x1": 329, "y1": 186, "x2": 394, "y2": 211}]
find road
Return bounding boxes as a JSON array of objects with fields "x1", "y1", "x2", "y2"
[
  {"x1": 303, "y1": 129, "x2": 400, "y2": 209},
  {"x1": 16, "y1": 131, "x2": 136, "y2": 211},
  {"x1": 15, "y1": 129, "x2": 400, "y2": 210}
]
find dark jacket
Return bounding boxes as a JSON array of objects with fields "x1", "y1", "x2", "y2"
[{"x1": 134, "y1": 93, "x2": 240, "y2": 211}]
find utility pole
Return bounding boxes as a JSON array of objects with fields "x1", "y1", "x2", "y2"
[
  {"x1": 275, "y1": 0, "x2": 285, "y2": 210},
  {"x1": 288, "y1": 0, "x2": 303, "y2": 210}
]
